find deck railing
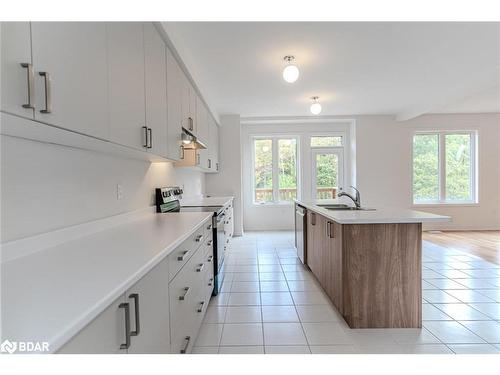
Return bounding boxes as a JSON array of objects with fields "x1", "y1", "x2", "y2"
[{"x1": 255, "y1": 187, "x2": 337, "y2": 202}]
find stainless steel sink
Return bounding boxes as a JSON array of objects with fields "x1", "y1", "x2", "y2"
[{"x1": 317, "y1": 204, "x2": 375, "y2": 211}]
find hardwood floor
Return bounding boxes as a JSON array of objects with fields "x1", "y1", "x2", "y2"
[{"x1": 423, "y1": 230, "x2": 500, "y2": 264}]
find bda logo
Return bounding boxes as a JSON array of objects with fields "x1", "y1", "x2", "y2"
[{"x1": 0, "y1": 340, "x2": 17, "y2": 354}]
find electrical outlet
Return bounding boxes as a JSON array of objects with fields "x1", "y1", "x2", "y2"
[{"x1": 116, "y1": 184, "x2": 123, "y2": 200}]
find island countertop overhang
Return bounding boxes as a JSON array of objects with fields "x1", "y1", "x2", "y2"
[{"x1": 294, "y1": 199, "x2": 451, "y2": 225}]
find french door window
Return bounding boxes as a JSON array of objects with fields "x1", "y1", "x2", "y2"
[{"x1": 253, "y1": 137, "x2": 298, "y2": 204}]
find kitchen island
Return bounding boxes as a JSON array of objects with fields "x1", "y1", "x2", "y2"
[{"x1": 295, "y1": 200, "x2": 450, "y2": 329}]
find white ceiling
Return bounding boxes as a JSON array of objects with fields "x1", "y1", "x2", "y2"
[{"x1": 163, "y1": 22, "x2": 500, "y2": 120}]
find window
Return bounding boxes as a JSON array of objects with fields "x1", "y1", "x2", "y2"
[
  {"x1": 413, "y1": 131, "x2": 476, "y2": 204},
  {"x1": 311, "y1": 136, "x2": 343, "y2": 147},
  {"x1": 253, "y1": 137, "x2": 298, "y2": 204}
]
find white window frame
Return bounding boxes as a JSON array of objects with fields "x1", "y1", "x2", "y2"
[
  {"x1": 251, "y1": 135, "x2": 300, "y2": 205},
  {"x1": 412, "y1": 130, "x2": 478, "y2": 206},
  {"x1": 311, "y1": 147, "x2": 345, "y2": 200}
]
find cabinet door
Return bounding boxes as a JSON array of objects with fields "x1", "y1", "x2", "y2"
[
  {"x1": 325, "y1": 220, "x2": 343, "y2": 313},
  {"x1": 166, "y1": 47, "x2": 182, "y2": 161},
  {"x1": 189, "y1": 82, "x2": 197, "y2": 135},
  {"x1": 1, "y1": 22, "x2": 34, "y2": 119},
  {"x1": 209, "y1": 118, "x2": 220, "y2": 172},
  {"x1": 57, "y1": 294, "x2": 127, "y2": 354},
  {"x1": 144, "y1": 23, "x2": 168, "y2": 157},
  {"x1": 30, "y1": 22, "x2": 108, "y2": 139},
  {"x1": 107, "y1": 22, "x2": 146, "y2": 150},
  {"x1": 196, "y1": 96, "x2": 210, "y2": 170},
  {"x1": 306, "y1": 211, "x2": 324, "y2": 282},
  {"x1": 196, "y1": 96, "x2": 209, "y2": 144},
  {"x1": 180, "y1": 72, "x2": 192, "y2": 131},
  {"x1": 127, "y1": 258, "x2": 171, "y2": 354}
]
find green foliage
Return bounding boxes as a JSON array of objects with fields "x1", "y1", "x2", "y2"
[{"x1": 413, "y1": 134, "x2": 439, "y2": 201}]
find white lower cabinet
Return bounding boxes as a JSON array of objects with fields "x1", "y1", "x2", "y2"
[
  {"x1": 59, "y1": 258, "x2": 170, "y2": 354},
  {"x1": 58, "y1": 294, "x2": 127, "y2": 354},
  {"x1": 58, "y1": 220, "x2": 213, "y2": 354},
  {"x1": 126, "y1": 259, "x2": 171, "y2": 354},
  {"x1": 169, "y1": 227, "x2": 213, "y2": 354}
]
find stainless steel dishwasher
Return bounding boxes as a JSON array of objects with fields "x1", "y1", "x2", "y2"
[{"x1": 294, "y1": 204, "x2": 307, "y2": 264}]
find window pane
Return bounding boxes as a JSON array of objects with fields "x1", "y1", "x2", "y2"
[
  {"x1": 278, "y1": 139, "x2": 297, "y2": 201},
  {"x1": 413, "y1": 134, "x2": 439, "y2": 202},
  {"x1": 254, "y1": 139, "x2": 273, "y2": 203},
  {"x1": 315, "y1": 153, "x2": 338, "y2": 199},
  {"x1": 311, "y1": 136, "x2": 342, "y2": 147},
  {"x1": 445, "y1": 134, "x2": 472, "y2": 201}
]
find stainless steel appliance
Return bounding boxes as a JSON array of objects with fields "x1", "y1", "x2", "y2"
[
  {"x1": 295, "y1": 203, "x2": 306, "y2": 264},
  {"x1": 155, "y1": 187, "x2": 226, "y2": 295}
]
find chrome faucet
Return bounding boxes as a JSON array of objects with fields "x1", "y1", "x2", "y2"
[{"x1": 338, "y1": 186, "x2": 361, "y2": 208}]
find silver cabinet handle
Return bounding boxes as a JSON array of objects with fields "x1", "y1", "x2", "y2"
[
  {"x1": 147, "y1": 127, "x2": 152, "y2": 149},
  {"x1": 325, "y1": 221, "x2": 334, "y2": 238},
  {"x1": 208, "y1": 159, "x2": 211, "y2": 169},
  {"x1": 216, "y1": 162, "x2": 219, "y2": 171},
  {"x1": 197, "y1": 301, "x2": 205, "y2": 313},
  {"x1": 311, "y1": 212, "x2": 316, "y2": 226},
  {"x1": 195, "y1": 235, "x2": 203, "y2": 243},
  {"x1": 177, "y1": 250, "x2": 189, "y2": 262},
  {"x1": 119, "y1": 302, "x2": 131, "y2": 350},
  {"x1": 129, "y1": 293, "x2": 140, "y2": 337},
  {"x1": 196, "y1": 153, "x2": 200, "y2": 165},
  {"x1": 188, "y1": 117, "x2": 194, "y2": 131},
  {"x1": 208, "y1": 278, "x2": 214, "y2": 286},
  {"x1": 38, "y1": 72, "x2": 52, "y2": 113},
  {"x1": 196, "y1": 263, "x2": 205, "y2": 272},
  {"x1": 179, "y1": 145, "x2": 185, "y2": 159},
  {"x1": 142, "y1": 126, "x2": 148, "y2": 148},
  {"x1": 20, "y1": 63, "x2": 34, "y2": 109},
  {"x1": 207, "y1": 255, "x2": 213, "y2": 262},
  {"x1": 180, "y1": 336, "x2": 191, "y2": 354},
  {"x1": 179, "y1": 287, "x2": 190, "y2": 301}
]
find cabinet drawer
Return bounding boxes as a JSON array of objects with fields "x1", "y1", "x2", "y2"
[
  {"x1": 167, "y1": 226, "x2": 204, "y2": 281},
  {"x1": 169, "y1": 247, "x2": 205, "y2": 353}
]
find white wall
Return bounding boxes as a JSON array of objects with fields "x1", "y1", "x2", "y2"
[
  {"x1": 356, "y1": 113, "x2": 500, "y2": 230},
  {"x1": 0, "y1": 135, "x2": 206, "y2": 242},
  {"x1": 205, "y1": 114, "x2": 244, "y2": 236},
  {"x1": 238, "y1": 114, "x2": 500, "y2": 231}
]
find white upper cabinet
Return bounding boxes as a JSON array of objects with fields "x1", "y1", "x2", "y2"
[
  {"x1": 107, "y1": 22, "x2": 146, "y2": 150},
  {"x1": 196, "y1": 95, "x2": 209, "y2": 145},
  {"x1": 208, "y1": 118, "x2": 220, "y2": 173},
  {"x1": 144, "y1": 23, "x2": 168, "y2": 158},
  {"x1": 1, "y1": 22, "x2": 34, "y2": 119},
  {"x1": 180, "y1": 72, "x2": 191, "y2": 132},
  {"x1": 30, "y1": 22, "x2": 109, "y2": 139},
  {"x1": 166, "y1": 47, "x2": 183, "y2": 161}
]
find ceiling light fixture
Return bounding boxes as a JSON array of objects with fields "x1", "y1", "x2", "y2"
[
  {"x1": 310, "y1": 96, "x2": 322, "y2": 115},
  {"x1": 282, "y1": 56, "x2": 299, "y2": 83}
]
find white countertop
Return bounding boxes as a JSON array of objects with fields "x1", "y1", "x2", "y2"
[
  {"x1": 1, "y1": 211, "x2": 212, "y2": 353},
  {"x1": 180, "y1": 195, "x2": 233, "y2": 207},
  {"x1": 296, "y1": 199, "x2": 451, "y2": 224}
]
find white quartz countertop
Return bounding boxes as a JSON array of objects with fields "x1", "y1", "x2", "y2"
[
  {"x1": 1, "y1": 211, "x2": 212, "y2": 353},
  {"x1": 180, "y1": 195, "x2": 233, "y2": 207},
  {"x1": 295, "y1": 199, "x2": 451, "y2": 224}
]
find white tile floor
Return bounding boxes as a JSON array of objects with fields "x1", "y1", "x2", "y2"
[{"x1": 193, "y1": 231, "x2": 500, "y2": 354}]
